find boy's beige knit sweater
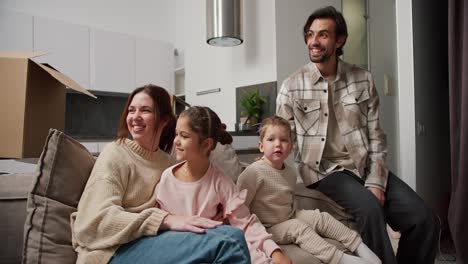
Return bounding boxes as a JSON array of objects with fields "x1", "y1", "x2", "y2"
[{"x1": 70, "y1": 139, "x2": 174, "y2": 264}]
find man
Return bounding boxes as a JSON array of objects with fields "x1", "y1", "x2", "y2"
[{"x1": 276, "y1": 6, "x2": 438, "y2": 264}]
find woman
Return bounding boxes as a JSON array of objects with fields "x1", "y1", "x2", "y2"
[{"x1": 71, "y1": 84, "x2": 250, "y2": 264}]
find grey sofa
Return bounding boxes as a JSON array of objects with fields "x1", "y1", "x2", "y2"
[{"x1": 0, "y1": 129, "x2": 355, "y2": 264}]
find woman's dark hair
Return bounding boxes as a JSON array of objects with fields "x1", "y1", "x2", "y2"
[
  {"x1": 303, "y1": 6, "x2": 348, "y2": 57},
  {"x1": 116, "y1": 84, "x2": 176, "y2": 153},
  {"x1": 179, "y1": 106, "x2": 232, "y2": 151}
]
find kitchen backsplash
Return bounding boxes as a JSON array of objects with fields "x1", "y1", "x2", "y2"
[{"x1": 65, "y1": 90, "x2": 128, "y2": 139}]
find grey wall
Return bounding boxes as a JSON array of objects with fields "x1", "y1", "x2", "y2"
[
  {"x1": 369, "y1": 0, "x2": 399, "y2": 174},
  {"x1": 412, "y1": 0, "x2": 451, "y2": 230},
  {"x1": 275, "y1": 0, "x2": 341, "y2": 88}
]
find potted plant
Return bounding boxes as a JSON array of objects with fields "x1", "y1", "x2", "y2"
[{"x1": 239, "y1": 89, "x2": 267, "y2": 128}]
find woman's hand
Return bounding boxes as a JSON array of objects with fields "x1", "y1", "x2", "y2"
[
  {"x1": 160, "y1": 214, "x2": 222, "y2": 233},
  {"x1": 271, "y1": 249, "x2": 293, "y2": 264}
]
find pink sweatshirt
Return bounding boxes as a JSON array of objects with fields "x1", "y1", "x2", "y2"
[{"x1": 156, "y1": 161, "x2": 280, "y2": 264}]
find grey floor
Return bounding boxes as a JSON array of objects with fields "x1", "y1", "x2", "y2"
[{"x1": 390, "y1": 230, "x2": 456, "y2": 264}]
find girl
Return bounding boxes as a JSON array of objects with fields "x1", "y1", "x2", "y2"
[
  {"x1": 71, "y1": 85, "x2": 250, "y2": 264},
  {"x1": 156, "y1": 106, "x2": 292, "y2": 264},
  {"x1": 237, "y1": 116, "x2": 381, "y2": 264}
]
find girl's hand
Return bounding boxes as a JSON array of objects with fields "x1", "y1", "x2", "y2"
[
  {"x1": 271, "y1": 249, "x2": 293, "y2": 264},
  {"x1": 160, "y1": 214, "x2": 222, "y2": 233}
]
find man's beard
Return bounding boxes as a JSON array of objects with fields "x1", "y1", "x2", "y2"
[{"x1": 308, "y1": 45, "x2": 333, "y2": 63}]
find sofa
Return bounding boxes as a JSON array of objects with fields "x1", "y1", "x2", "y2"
[{"x1": 0, "y1": 129, "x2": 355, "y2": 264}]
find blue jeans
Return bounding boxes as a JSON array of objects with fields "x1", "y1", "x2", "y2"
[{"x1": 109, "y1": 225, "x2": 251, "y2": 264}]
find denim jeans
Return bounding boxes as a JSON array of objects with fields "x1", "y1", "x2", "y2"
[{"x1": 109, "y1": 225, "x2": 251, "y2": 264}]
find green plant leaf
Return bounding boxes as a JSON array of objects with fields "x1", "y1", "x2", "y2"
[{"x1": 239, "y1": 88, "x2": 267, "y2": 121}]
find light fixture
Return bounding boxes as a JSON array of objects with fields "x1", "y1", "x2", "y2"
[{"x1": 206, "y1": 0, "x2": 243, "y2": 47}]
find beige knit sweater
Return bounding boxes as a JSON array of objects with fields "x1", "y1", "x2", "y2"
[
  {"x1": 236, "y1": 159, "x2": 297, "y2": 228},
  {"x1": 70, "y1": 139, "x2": 174, "y2": 264}
]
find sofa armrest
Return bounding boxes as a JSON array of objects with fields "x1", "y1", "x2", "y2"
[
  {"x1": 0, "y1": 173, "x2": 37, "y2": 264},
  {"x1": 0, "y1": 173, "x2": 36, "y2": 199}
]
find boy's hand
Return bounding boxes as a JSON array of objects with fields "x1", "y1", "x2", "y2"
[{"x1": 271, "y1": 249, "x2": 293, "y2": 264}]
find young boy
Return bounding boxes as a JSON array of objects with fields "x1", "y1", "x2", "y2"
[{"x1": 236, "y1": 116, "x2": 381, "y2": 264}]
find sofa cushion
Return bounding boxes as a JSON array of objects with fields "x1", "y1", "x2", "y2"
[
  {"x1": 210, "y1": 143, "x2": 244, "y2": 182},
  {"x1": 22, "y1": 129, "x2": 95, "y2": 264}
]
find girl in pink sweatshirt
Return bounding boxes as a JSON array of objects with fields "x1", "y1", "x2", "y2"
[{"x1": 155, "y1": 106, "x2": 292, "y2": 264}]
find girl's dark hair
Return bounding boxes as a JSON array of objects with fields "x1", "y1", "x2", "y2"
[
  {"x1": 303, "y1": 6, "x2": 348, "y2": 57},
  {"x1": 218, "y1": 123, "x2": 233, "y2": 145},
  {"x1": 116, "y1": 84, "x2": 176, "y2": 153},
  {"x1": 179, "y1": 106, "x2": 232, "y2": 151}
]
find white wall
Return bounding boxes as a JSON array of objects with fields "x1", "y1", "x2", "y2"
[
  {"x1": 0, "y1": 0, "x2": 178, "y2": 49},
  {"x1": 395, "y1": 0, "x2": 416, "y2": 189},
  {"x1": 184, "y1": 0, "x2": 277, "y2": 131}
]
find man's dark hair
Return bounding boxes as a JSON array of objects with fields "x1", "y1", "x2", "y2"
[{"x1": 303, "y1": 6, "x2": 348, "y2": 57}]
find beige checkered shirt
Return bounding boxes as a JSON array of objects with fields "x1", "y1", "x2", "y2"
[{"x1": 276, "y1": 60, "x2": 388, "y2": 191}]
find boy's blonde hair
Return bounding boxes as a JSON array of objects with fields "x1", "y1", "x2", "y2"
[{"x1": 258, "y1": 116, "x2": 292, "y2": 141}]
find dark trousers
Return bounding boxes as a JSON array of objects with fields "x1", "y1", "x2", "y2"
[{"x1": 309, "y1": 171, "x2": 439, "y2": 264}]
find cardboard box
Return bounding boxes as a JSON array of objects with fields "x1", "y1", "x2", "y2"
[{"x1": 0, "y1": 51, "x2": 96, "y2": 158}]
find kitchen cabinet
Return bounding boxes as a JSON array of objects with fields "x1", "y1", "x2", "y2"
[
  {"x1": 0, "y1": 9, "x2": 33, "y2": 51},
  {"x1": 0, "y1": 9, "x2": 175, "y2": 95},
  {"x1": 91, "y1": 29, "x2": 135, "y2": 93},
  {"x1": 33, "y1": 16, "x2": 91, "y2": 89},
  {"x1": 91, "y1": 30, "x2": 175, "y2": 94},
  {"x1": 136, "y1": 37, "x2": 175, "y2": 93}
]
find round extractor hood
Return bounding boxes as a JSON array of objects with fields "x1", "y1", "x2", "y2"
[{"x1": 206, "y1": 0, "x2": 243, "y2": 47}]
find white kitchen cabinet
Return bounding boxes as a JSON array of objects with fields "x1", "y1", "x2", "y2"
[
  {"x1": 91, "y1": 29, "x2": 136, "y2": 93},
  {"x1": 33, "y1": 16, "x2": 91, "y2": 89},
  {"x1": 1, "y1": 8, "x2": 175, "y2": 95},
  {"x1": 136, "y1": 37, "x2": 175, "y2": 94},
  {"x1": 0, "y1": 9, "x2": 33, "y2": 51}
]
